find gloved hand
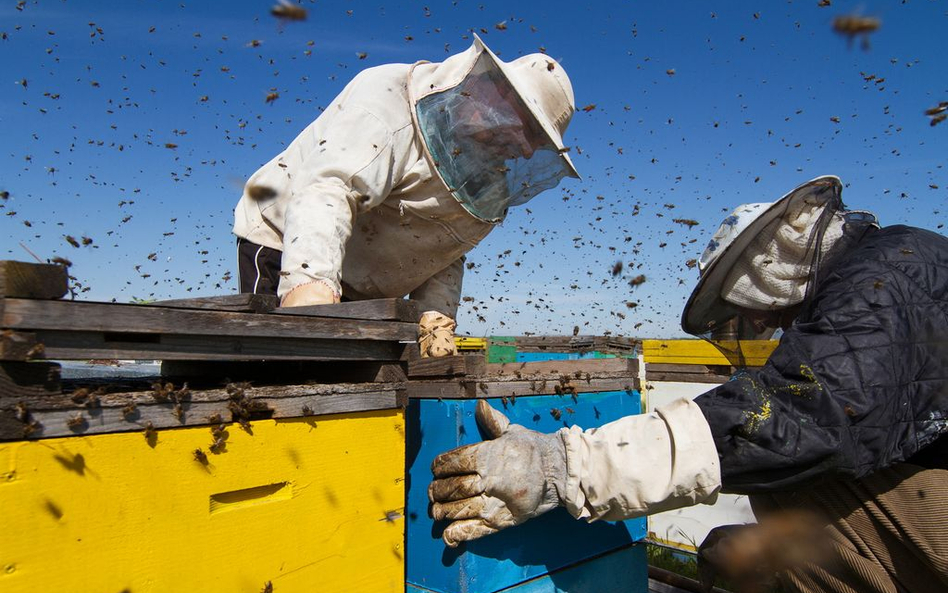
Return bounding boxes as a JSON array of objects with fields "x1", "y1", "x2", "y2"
[
  {"x1": 280, "y1": 280, "x2": 340, "y2": 307},
  {"x1": 418, "y1": 311, "x2": 458, "y2": 358},
  {"x1": 429, "y1": 400, "x2": 567, "y2": 547}
]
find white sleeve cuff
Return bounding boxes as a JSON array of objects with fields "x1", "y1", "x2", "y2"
[{"x1": 561, "y1": 397, "x2": 721, "y2": 522}]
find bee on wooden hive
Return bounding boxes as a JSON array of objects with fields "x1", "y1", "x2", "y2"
[
  {"x1": 66, "y1": 413, "x2": 85, "y2": 429},
  {"x1": 143, "y1": 421, "x2": 157, "y2": 441}
]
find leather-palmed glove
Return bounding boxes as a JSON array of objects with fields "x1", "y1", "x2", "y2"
[
  {"x1": 280, "y1": 280, "x2": 340, "y2": 307},
  {"x1": 429, "y1": 398, "x2": 723, "y2": 548},
  {"x1": 418, "y1": 311, "x2": 458, "y2": 358},
  {"x1": 429, "y1": 400, "x2": 567, "y2": 547}
]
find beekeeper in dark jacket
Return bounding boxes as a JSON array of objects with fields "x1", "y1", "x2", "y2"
[{"x1": 427, "y1": 176, "x2": 948, "y2": 593}]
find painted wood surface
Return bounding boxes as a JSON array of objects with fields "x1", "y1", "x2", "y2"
[
  {"x1": 0, "y1": 410, "x2": 405, "y2": 592},
  {"x1": 406, "y1": 391, "x2": 646, "y2": 593},
  {"x1": 641, "y1": 339, "x2": 777, "y2": 366},
  {"x1": 406, "y1": 545, "x2": 647, "y2": 593}
]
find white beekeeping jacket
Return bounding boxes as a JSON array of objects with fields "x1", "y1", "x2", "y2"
[{"x1": 233, "y1": 44, "x2": 493, "y2": 316}]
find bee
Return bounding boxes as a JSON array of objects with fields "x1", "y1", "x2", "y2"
[
  {"x1": 629, "y1": 274, "x2": 647, "y2": 287},
  {"x1": 265, "y1": 92, "x2": 279, "y2": 104},
  {"x1": 64, "y1": 235, "x2": 80, "y2": 248},
  {"x1": 25, "y1": 342, "x2": 45, "y2": 359},
  {"x1": 549, "y1": 408, "x2": 562, "y2": 421},
  {"x1": 193, "y1": 448, "x2": 209, "y2": 464},
  {"x1": 270, "y1": 0, "x2": 307, "y2": 21},
  {"x1": 172, "y1": 403, "x2": 184, "y2": 422},
  {"x1": 673, "y1": 218, "x2": 699, "y2": 228},
  {"x1": 209, "y1": 436, "x2": 226, "y2": 454},
  {"x1": 301, "y1": 405, "x2": 314, "y2": 416},
  {"x1": 581, "y1": 104, "x2": 596, "y2": 113},
  {"x1": 15, "y1": 401, "x2": 29, "y2": 422},
  {"x1": 247, "y1": 185, "x2": 277, "y2": 201},
  {"x1": 207, "y1": 413, "x2": 224, "y2": 425},
  {"x1": 261, "y1": 582, "x2": 273, "y2": 593},
  {"x1": 873, "y1": 279, "x2": 885, "y2": 289},
  {"x1": 164, "y1": 143, "x2": 178, "y2": 150},
  {"x1": 121, "y1": 402, "x2": 138, "y2": 418},
  {"x1": 143, "y1": 421, "x2": 157, "y2": 440},
  {"x1": 22, "y1": 420, "x2": 41, "y2": 437},
  {"x1": 66, "y1": 413, "x2": 85, "y2": 429},
  {"x1": 611, "y1": 261, "x2": 623, "y2": 277},
  {"x1": 356, "y1": 52, "x2": 368, "y2": 60},
  {"x1": 832, "y1": 15, "x2": 881, "y2": 49}
]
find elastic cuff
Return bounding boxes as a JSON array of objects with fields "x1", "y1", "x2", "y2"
[{"x1": 560, "y1": 427, "x2": 592, "y2": 520}]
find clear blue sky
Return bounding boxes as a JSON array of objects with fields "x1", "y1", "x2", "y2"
[{"x1": 1, "y1": 0, "x2": 946, "y2": 337}]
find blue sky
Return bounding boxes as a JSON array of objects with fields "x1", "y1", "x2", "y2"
[{"x1": 1, "y1": 0, "x2": 945, "y2": 337}]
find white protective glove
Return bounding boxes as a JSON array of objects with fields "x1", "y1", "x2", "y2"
[
  {"x1": 418, "y1": 311, "x2": 458, "y2": 358},
  {"x1": 429, "y1": 400, "x2": 567, "y2": 547},
  {"x1": 429, "y1": 398, "x2": 722, "y2": 547}
]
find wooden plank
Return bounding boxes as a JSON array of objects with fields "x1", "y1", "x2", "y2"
[
  {"x1": 405, "y1": 376, "x2": 639, "y2": 399},
  {"x1": 1, "y1": 381, "x2": 403, "y2": 440},
  {"x1": 0, "y1": 361, "x2": 61, "y2": 398},
  {"x1": 646, "y1": 372, "x2": 728, "y2": 384},
  {"x1": 147, "y1": 293, "x2": 279, "y2": 313},
  {"x1": 0, "y1": 260, "x2": 69, "y2": 299},
  {"x1": 407, "y1": 354, "x2": 487, "y2": 377},
  {"x1": 0, "y1": 298, "x2": 418, "y2": 342},
  {"x1": 0, "y1": 330, "x2": 44, "y2": 360},
  {"x1": 28, "y1": 330, "x2": 406, "y2": 362},
  {"x1": 273, "y1": 298, "x2": 420, "y2": 322},
  {"x1": 160, "y1": 360, "x2": 407, "y2": 383},
  {"x1": 1, "y1": 412, "x2": 405, "y2": 591},
  {"x1": 487, "y1": 357, "x2": 638, "y2": 377}
]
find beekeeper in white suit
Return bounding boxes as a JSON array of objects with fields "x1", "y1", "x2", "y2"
[{"x1": 233, "y1": 35, "x2": 579, "y2": 357}]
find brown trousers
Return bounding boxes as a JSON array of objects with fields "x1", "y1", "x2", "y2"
[{"x1": 751, "y1": 464, "x2": 948, "y2": 593}]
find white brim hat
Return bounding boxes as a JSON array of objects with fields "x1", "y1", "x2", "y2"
[{"x1": 681, "y1": 175, "x2": 844, "y2": 336}]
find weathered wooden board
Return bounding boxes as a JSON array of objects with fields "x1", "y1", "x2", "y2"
[
  {"x1": 487, "y1": 357, "x2": 638, "y2": 376},
  {"x1": 405, "y1": 376, "x2": 638, "y2": 399},
  {"x1": 0, "y1": 380, "x2": 404, "y2": 440},
  {"x1": 0, "y1": 361, "x2": 61, "y2": 398},
  {"x1": 645, "y1": 362, "x2": 732, "y2": 384},
  {"x1": 0, "y1": 298, "x2": 417, "y2": 341},
  {"x1": 147, "y1": 293, "x2": 279, "y2": 313},
  {"x1": 274, "y1": 298, "x2": 420, "y2": 322},
  {"x1": 0, "y1": 410, "x2": 405, "y2": 592},
  {"x1": 407, "y1": 354, "x2": 487, "y2": 377},
  {"x1": 408, "y1": 355, "x2": 639, "y2": 379},
  {"x1": 0, "y1": 330, "x2": 43, "y2": 360},
  {"x1": 0, "y1": 260, "x2": 69, "y2": 299},
  {"x1": 21, "y1": 330, "x2": 407, "y2": 362},
  {"x1": 160, "y1": 360, "x2": 407, "y2": 383}
]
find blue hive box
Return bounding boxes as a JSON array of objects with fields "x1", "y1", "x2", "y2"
[{"x1": 406, "y1": 388, "x2": 648, "y2": 593}]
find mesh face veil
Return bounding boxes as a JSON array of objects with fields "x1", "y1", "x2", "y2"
[
  {"x1": 680, "y1": 177, "x2": 877, "y2": 366},
  {"x1": 414, "y1": 52, "x2": 573, "y2": 223}
]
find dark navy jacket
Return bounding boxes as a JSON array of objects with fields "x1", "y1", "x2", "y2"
[{"x1": 695, "y1": 225, "x2": 948, "y2": 494}]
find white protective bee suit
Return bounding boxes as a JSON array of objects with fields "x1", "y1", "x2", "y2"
[{"x1": 233, "y1": 36, "x2": 578, "y2": 350}]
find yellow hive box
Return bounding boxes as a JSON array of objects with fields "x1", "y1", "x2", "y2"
[
  {"x1": 0, "y1": 409, "x2": 405, "y2": 593},
  {"x1": 642, "y1": 339, "x2": 778, "y2": 366}
]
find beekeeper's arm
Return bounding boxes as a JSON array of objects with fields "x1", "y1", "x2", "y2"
[
  {"x1": 280, "y1": 105, "x2": 405, "y2": 306},
  {"x1": 429, "y1": 399, "x2": 721, "y2": 547},
  {"x1": 411, "y1": 256, "x2": 465, "y2": 358}
]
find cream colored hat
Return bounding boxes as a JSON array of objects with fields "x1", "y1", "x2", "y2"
[{"x1": 681, "y1": 176, "x2": 845, "y2": 335}]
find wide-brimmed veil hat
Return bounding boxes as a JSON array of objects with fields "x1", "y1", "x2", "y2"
[
  {"x1": 681, "y1": 175, "x2": 844, "y2": 337},
  {"x1": 474, "y1": 34, "x2": 579, "y2": 179}
]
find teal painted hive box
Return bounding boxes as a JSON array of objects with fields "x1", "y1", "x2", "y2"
[{"x1": 405, "y1": 384, "x2": 648, "y2": 593}]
